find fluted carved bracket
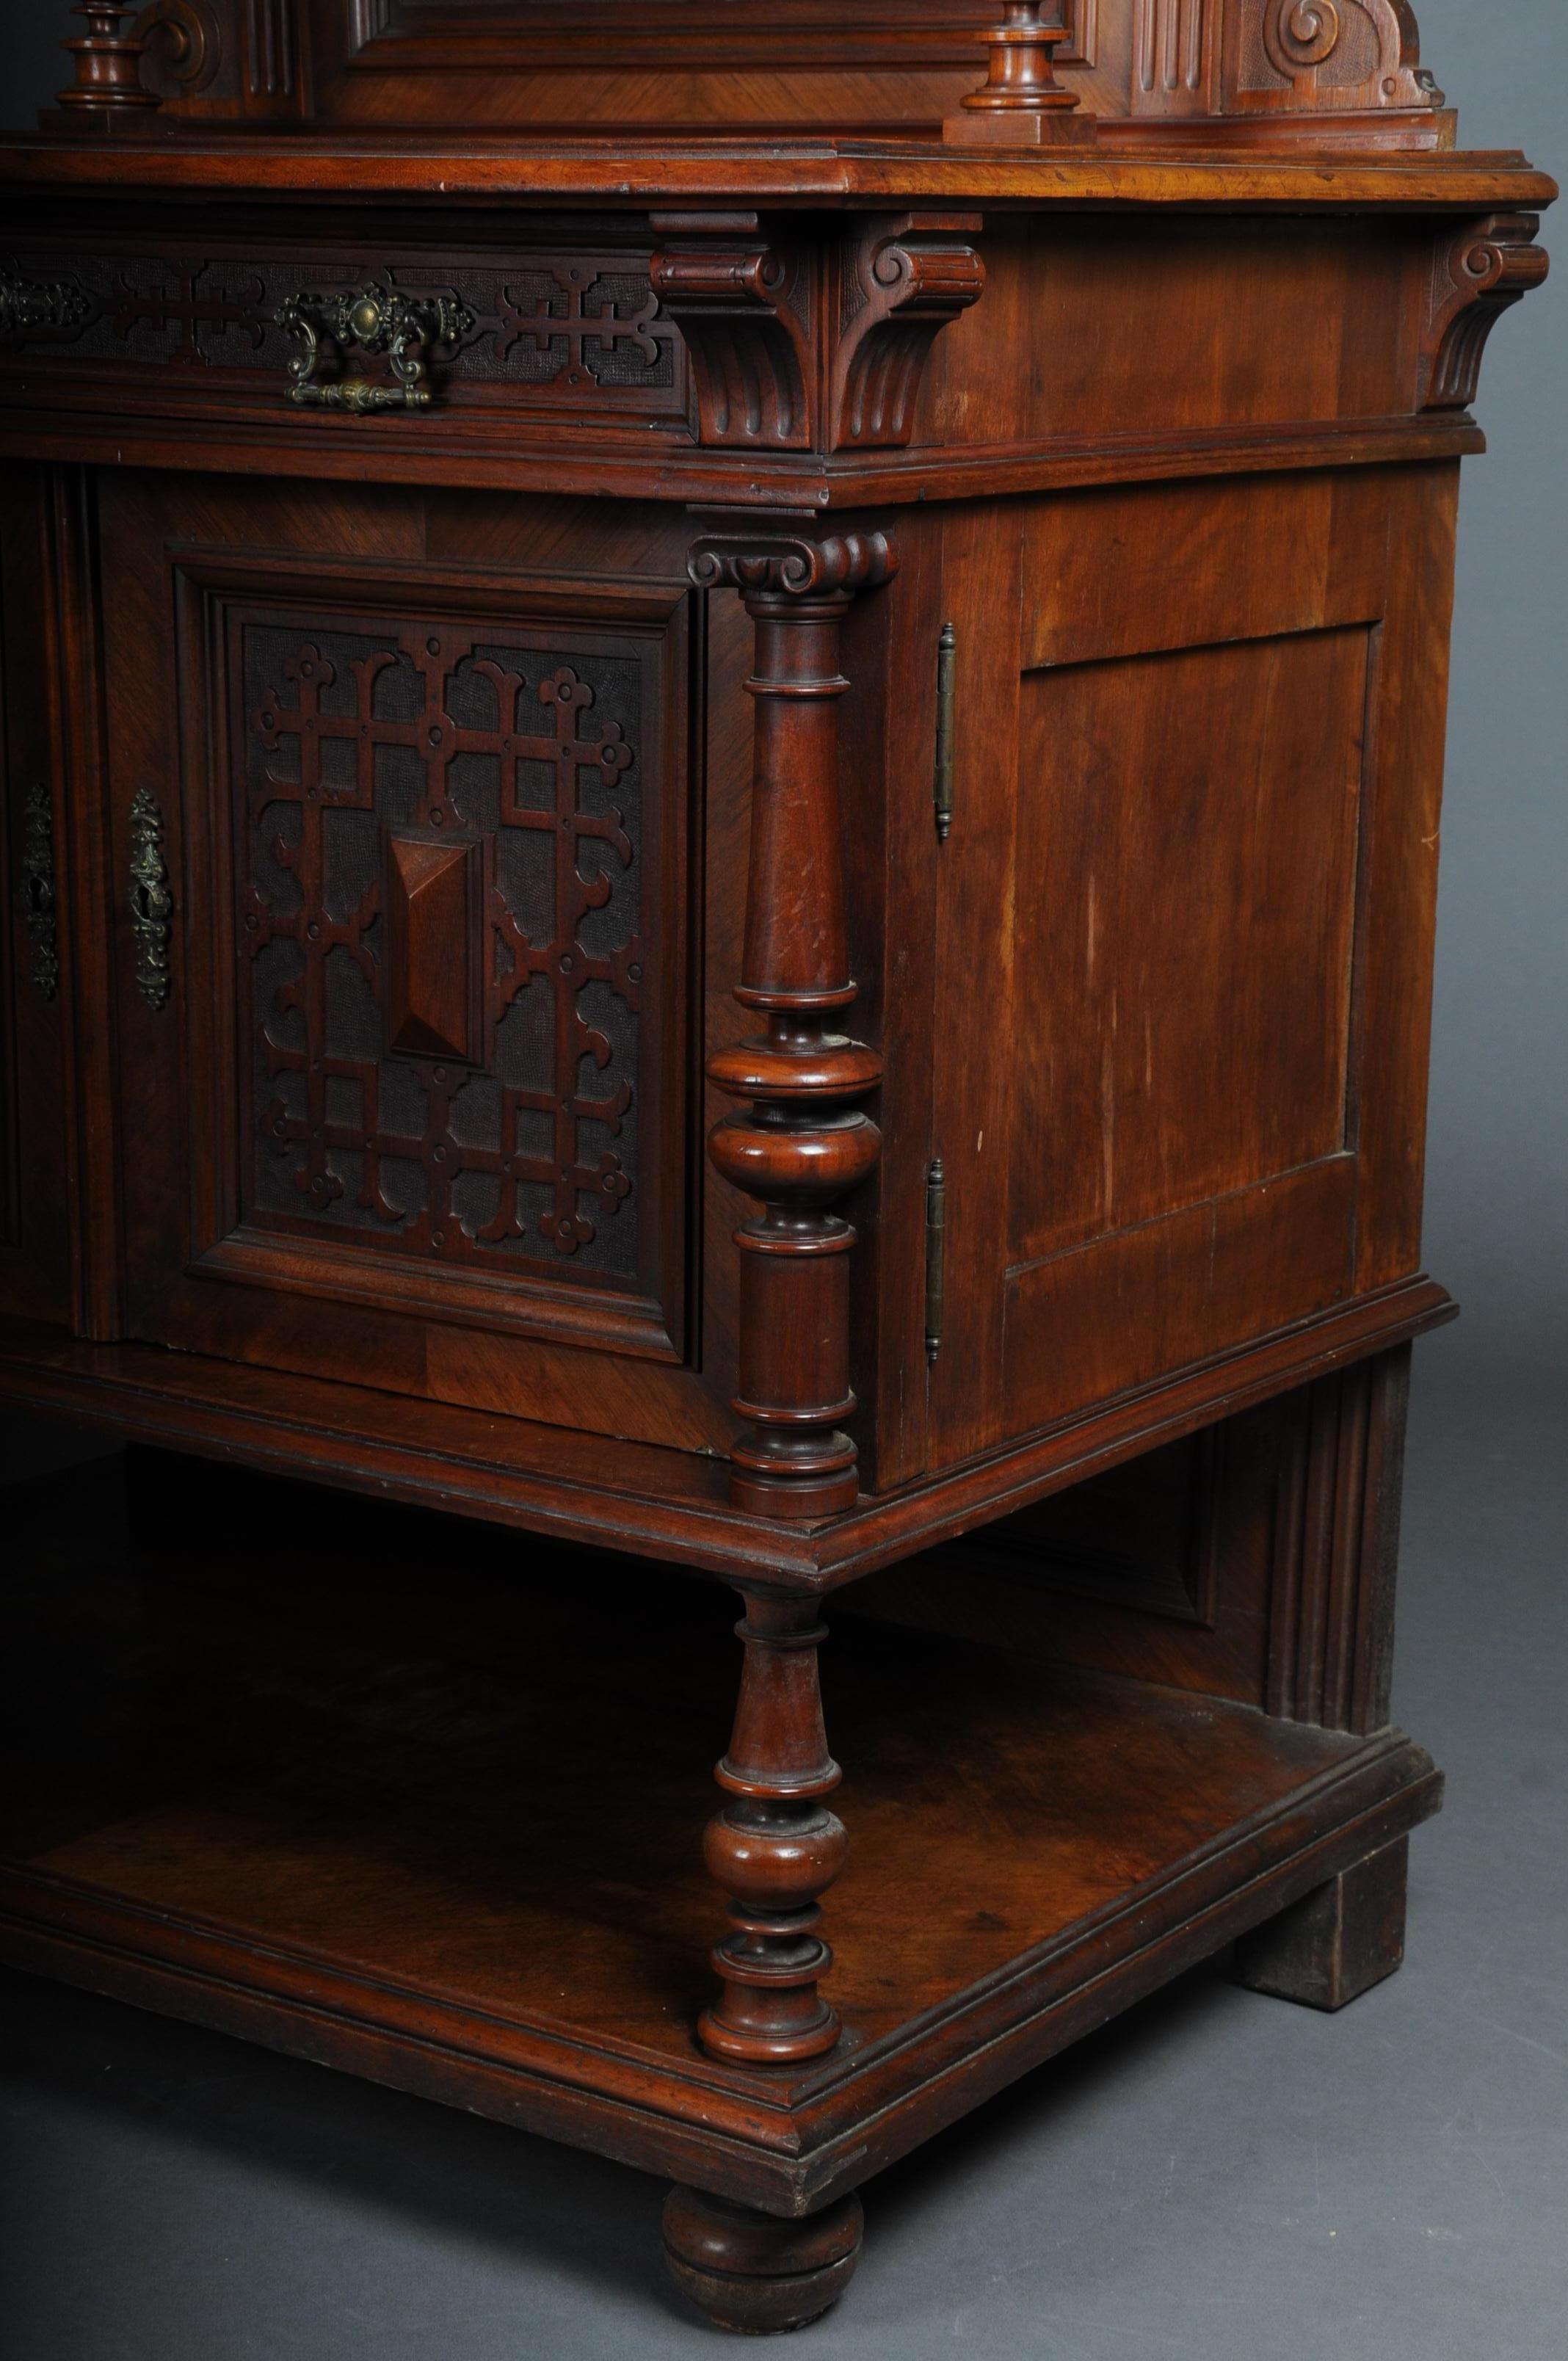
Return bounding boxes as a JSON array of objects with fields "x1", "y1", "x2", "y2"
[
  {"x1": 652, "y1": 215, "x2": 984, "y2": 453},
  {"x1": 830, "y1": 216, "x2": 985, "y2": 449},
  {"x1": 1420, "y1": 214, "x2": 1550, "y2": 410},
  {"x1": 699, "y1": 1592, "x2": 849, "y2": 2065},
  {"x1": 650, "y1": 215, "x2": 813, "y2": 450},
  {"x1": 690, "y1": 521, "x2": 894, "y2": 1521}
]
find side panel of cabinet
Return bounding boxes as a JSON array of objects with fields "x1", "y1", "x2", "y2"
[
  {"x1": 930, "y1": 465, "x2": 1456, "y2": 1465},
  {"x1": 0, "y1": 469, "x2": 76, "y2": 1329},
  {"x1": 99, "y1": 471, "x2": 732, "y2": 1453}
]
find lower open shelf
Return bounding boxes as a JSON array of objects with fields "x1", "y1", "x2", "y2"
[{"x1": 0, "y1": 1451, "x2": 1442, "y2": 2212}]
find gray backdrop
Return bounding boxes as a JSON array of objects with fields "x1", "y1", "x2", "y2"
[{"x1": 0, "y1": 10, "x2": 1562, "y2": 2359}]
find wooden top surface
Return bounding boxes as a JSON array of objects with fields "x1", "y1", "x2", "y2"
[{"x1": 0, "y1": 130, "x2": 1554, "y2": 213}]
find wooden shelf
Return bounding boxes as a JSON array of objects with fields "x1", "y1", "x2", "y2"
[{"x1": 0, "y1": 1454, "x2": 1440, "y2": 2213}]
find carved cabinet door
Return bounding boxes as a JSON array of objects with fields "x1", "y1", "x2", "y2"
[{"x1": 98, "y1": 471, "x2": 724, "y2": 1453}]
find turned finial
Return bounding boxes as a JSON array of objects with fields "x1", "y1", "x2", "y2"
[
  {"x1": 57, "y1": 3, "x2": 162, "y2": 114},
  {"x1": 943, "y1": 0, "x2": 1096, "y2": 146}
]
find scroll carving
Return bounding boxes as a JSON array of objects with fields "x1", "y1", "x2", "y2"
[
  {"x1": 1420, "y1": 214, "x2": 1550, "y2": 410},
  {"x1": 1230, "y1": 0, "x2": 1443, "y2": 112},
  {"x1": 133, "y1": 0, "x2": 222, "y2": 94},
  {"x1": 650, "y1": 220, "x2": 813, "y2": 449},
  {"x1": 653, "y1": 215, "x2": 984, "y2": 452},
  {"x1": 829, "y1": 216, "x2": 985, "y2": 449}
]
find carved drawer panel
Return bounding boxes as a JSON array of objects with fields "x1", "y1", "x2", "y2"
[{"x1": 0, "y1": 239, "x2": 689, "y2": 438}]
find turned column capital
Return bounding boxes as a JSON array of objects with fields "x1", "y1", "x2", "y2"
[
  {"x1": 687, "y1": 526, "x2": 898, "y2": 603},
  {"x1": 689, "y1": 517, "x2": 889, "y2": 1524}
]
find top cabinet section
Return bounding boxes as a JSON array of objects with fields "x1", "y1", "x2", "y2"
[{"x1": 96, "y1": 0, "x2": 1458, "y2": 147}]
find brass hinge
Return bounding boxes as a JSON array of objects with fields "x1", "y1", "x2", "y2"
[
  {"x1": 933, "y1": 621, "x2": 956, "y2": 843},
  {"x1": 924, "y1": 1156, "x2": 946, "y2": 1363}
]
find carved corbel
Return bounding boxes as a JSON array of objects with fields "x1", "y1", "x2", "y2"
[
  {"x1": 650, "y1": 214, "x2": 814, "y2": 450},
  {"x1": 828, "y1": 214, "x2": 985, "y2": 451},
  {"x1": 1420, "y1": 214, "x2": 1550, "y2": 410},
  {"x1": 1228, "y1": 0, "x2": 1445, "y2": 115}
]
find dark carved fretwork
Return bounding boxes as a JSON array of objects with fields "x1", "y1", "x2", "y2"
[
  {"x1": 241, "y1": 618, "x2": 645, "y2": 1274},
  {"x1": 0, "y1": 264, "x2": 95, "y2": 345},
  {"x1": 0, "y1": 250, "x2": 683, "y2": 407},
  {"x1": 1420, "y1": 214, "x2": 1550, "y2": 410},
  {"x1": 128, "y1": 787, "x2": 173, "y2": 1012},
  {"x1": 650, "y1": 216, "x2": 814, "y2": 449},
  {"x1": 945, "y1": 0, "x2": 1097, "y2": 146},
  {"x1": 277, "y1": 282, "x2": 476, "y2": 413},
  {"x1": 691, "y1": 525, "x2": 893, "y2": 1520},
  {"x1": 21, "y1": 783, "x2": 60, "y2": 1004},
  {"x1": 57, "y1": 2, "x2": 162, "y2": 114},
  {"x1": 699, "y1": 1592, "x2": 849, "y2": 2065},
  {"x1": 830, "y1": 215, "x2": 985, "y2": 449}
]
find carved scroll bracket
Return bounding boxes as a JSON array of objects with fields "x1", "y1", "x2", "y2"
[
  {"x1": 1420, "y1": 214, "x2": 1550, "y2": 410},
  {"x1": 650, "y1": 214, "x2": 814, "y2": 451},
  {"x1": 651, "y1": 214, "x2": 983, "y2": 454},
  {"x1": 830, "y1": 215, "x2": 985, "y2": 450},
  {"x1": 689, "y1": 521, "x2": 895, "y2": 1523}
]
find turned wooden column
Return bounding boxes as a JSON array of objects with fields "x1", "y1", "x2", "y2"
[
  {"x1": 699, "y1": 1589, "x2": 848, "y2": 2065},
  {"x1": 688, "y1": 526, "x2": 893, "y2": 1521}
]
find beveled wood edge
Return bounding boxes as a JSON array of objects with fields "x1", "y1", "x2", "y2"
[
  {"x1": 0, "y1": 135, "x2": 1555, "y2": 214},
  {"x1": 0, "y1": 409, "x2": 1487, "y2": 511},
  {"x1": 0, "y1": 1727, "x2": 1440, "y2": 2211},
  {"x1": 0, "y1": 1275, "x2": 1456, "y2": 1586}
]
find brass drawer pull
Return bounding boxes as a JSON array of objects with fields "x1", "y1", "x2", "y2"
[
  {"x1": 128, "y1": 788, "x2": 173, "y2": 1012},
  {"x1": 275, "y1": 283, "x2": 474, "y2": 414}
]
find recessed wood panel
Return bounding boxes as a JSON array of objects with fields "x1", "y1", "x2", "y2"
[{"x1": 1010, "y1": 624, "x2": 1368, "y2": 1265}]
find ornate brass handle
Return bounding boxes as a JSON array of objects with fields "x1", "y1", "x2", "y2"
[
  {"x1": 275, "y1": 283, "x2": 474, "y2": 414},
  {"x1": 21, "y1": 781, "x2": 59, "y2": 1003},
  {"x1": 128, "y1": 788, "x2": 172, "y2": 1012}
]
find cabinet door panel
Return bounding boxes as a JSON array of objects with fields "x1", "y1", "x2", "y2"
[
  {"x1": 932, "y1": 465, "x2": 1455, "y2": 1463},
  {"x1": 101, "y1": 472, "x2": 721, "y2": 1449}
]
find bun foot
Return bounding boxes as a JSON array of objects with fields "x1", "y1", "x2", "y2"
[{"x1": 662, "y1": 2186, "x2": 864, "y2": 2334}]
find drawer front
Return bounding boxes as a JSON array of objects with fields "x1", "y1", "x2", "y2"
[
  {"x1": 98, "y1": 470, "x2": 731, "y2": 1451},
  {"x1": 0, "y1": 236, "x2": 689, "y2": 443}
]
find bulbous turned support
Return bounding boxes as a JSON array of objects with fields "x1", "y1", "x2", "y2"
[
  {"x1": 943, "y1": 0, "x2": 1097, "y2": 146},
  {"x1": 663, "y1": 2186, "x2": 865, "y2": 2334},
  {"x1": 57, "y1": 4, "x2": 162, "y2": 113},
  {"x1": 699, "y1": 1592, "x2": 848, "y2": 2067},
  {"x1": 690, "y1": 529, "x2": 893, "y2": 1522}
]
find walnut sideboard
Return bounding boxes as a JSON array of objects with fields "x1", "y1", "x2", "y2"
[{"x1": 0, "y1": 0, "x2": 1553, "y2": 2332}]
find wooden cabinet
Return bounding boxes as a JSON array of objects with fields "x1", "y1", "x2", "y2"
[{"x1": 0, "y1": 0, "x2": 1552, "y2": 2335}]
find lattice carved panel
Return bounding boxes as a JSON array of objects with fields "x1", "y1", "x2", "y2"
[
  {"x1": 0, "y1": 249, "x2": 685, "y2": 416},
  {"x1": 235, "y1": 609, "x2": 656, "y2": 1289}
]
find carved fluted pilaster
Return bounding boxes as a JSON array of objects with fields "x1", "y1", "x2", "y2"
[{"x1": 691, "y1": 526, "x2": 893, "y2": 1521}]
